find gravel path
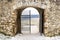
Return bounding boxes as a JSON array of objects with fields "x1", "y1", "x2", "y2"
[{"x1": 0, "y1": 34, "x2": 60, "y2": 40}]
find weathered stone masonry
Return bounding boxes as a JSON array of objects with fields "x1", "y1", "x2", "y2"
[{"x1": 0, "y1": 0, "x2": 60, "y2": 37}]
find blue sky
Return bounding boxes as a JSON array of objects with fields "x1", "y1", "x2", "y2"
[{"x1": 21, "y1": 15, "x2": 40, "y2": 20}]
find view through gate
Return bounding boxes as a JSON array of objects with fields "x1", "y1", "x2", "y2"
[{"x1": 21, "y1": 7, "x2": 40, "y2": 34}]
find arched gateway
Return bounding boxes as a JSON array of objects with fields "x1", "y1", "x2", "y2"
[
  {"x1": 21, "y1": 7, "x2": 40, "y2": 34},
  {"x1": 16, "y1": 6, "x2": 44, "y2": 35}
]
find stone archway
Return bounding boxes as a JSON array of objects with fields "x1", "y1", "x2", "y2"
[{"x1": 14, "y1": 6, "x2": 44, "y2": 35}]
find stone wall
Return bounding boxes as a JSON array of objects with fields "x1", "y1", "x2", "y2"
[
  {"x1": 0, "y1": 0, "x2": 17, "y2": 36},
  {"x1": 44, "y1": 1, "x2": 60, "y2": 37},
  {"x1": 0, "y1": 0, "x2": 60, "y2": 37}
]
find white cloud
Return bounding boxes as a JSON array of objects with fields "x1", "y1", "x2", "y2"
[{"x1": 22, "y1": 7, "x2": 39, "y2": 15}]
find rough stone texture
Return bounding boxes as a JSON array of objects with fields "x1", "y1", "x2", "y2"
[
  {"x1": 44, "y1": 1, "x2": 60, "y2": 37},
  {"x1": 0, "y1": 0, "x2": 60, "y2": 37},
  {"x1": 0, "y1": 0, "x2": 17, "y2": 36}
]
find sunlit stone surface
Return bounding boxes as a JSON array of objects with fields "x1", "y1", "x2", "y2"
[{"x1": 0, "y1": 0, "x2": 60, "y2": 37}]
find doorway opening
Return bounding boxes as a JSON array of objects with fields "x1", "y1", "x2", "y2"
[
  {"x1": 16, "y1": 7, "x2": 44, "y2": 35},
  {"x1": 21, "y1": 7, "x2": 40, "y2": 34}
]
